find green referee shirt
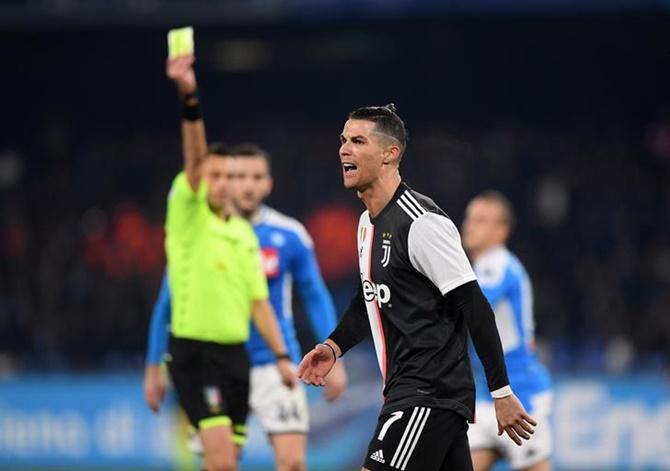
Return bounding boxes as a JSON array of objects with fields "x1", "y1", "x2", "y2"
[{"x1": 165, "y1": 172, "x2": 269, "y2": 344}]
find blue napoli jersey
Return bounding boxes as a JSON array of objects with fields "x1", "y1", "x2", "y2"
[
  {"x1": 247, "y1": 206, "x2": 336, "y2": 366},
  {"x1": 145, "y1": 205, "x2": 337, "y2": 368},
  {"x1": 471, "y1": 246, "x2": 552, "y2": 412}
]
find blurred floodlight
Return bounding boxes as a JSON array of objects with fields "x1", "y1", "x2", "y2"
[
  {"x1": 535, "y1": 176, "x2": 570, "y2": 227},
  {"x1": 0, "y1": 151, "x2": 24, "y2": 190}
]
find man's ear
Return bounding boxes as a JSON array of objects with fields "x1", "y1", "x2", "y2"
[{"x1": 382, "y1": 145, "x2": 402, "y2": 165}]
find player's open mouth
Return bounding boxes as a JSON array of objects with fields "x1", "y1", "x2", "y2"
[{"x1": 342, "y1": 163, "x2": 358, "y2": 175}]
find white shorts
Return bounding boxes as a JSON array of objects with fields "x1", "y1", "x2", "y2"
[
  {"x1": 249, "y1": 363, "x2": 309, "y2": 435},
  {"x1": 468, "y1": 392, "x2": 553, "y2": 470}
]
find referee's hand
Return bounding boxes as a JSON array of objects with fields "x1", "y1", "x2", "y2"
[
  {"x1": 494, "y1": 394, "x2": 537, "y2": 446},
  {"x1": 166, "y1": 54, "x2": 197, "y2": 96},
  {"x1": 298, "y1": 343, "x2": 337, "y2": 387}
]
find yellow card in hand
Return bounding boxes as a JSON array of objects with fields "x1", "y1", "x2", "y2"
[{"x1": 167, "y1": 27, "x2": 194, "y2": 58}]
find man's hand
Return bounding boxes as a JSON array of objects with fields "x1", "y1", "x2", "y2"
[
  {"x1": 277, "y1": 358, "x2": 298, "y2": 389},
  {"x1": 323, "y1": 361, "x2": 347, "y2": 401},
  {"x1": 166, "y1": 54, "x2": 197, "y2": 96},
  {"x1": 143, "y1": 365, "x2": 167, "y2": 413},
  {"x1": 298, "y1": 343, "x2": 338, "y2": 387},
  {"x1": 494, "y1": 394, "x2": 537, "y2": 446}
]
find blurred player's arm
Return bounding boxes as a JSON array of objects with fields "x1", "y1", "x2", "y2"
[
  {"x1": 144, "y1": 270, "x2": 171, "y2": 413},
  {"x1": 299, "y1": 284, "x2": 369, "y2": 386},
  {"x1": 248, "y1": 243, "x2": 297, "y2": 389},
  {"x1": 250, "y1": 299, "x2": 297, "y2": 388},
  {"x1": 407, "y1": 213, "x2": 536, "y2": 445},
  {"x1": 166, "y1": 53, "x2": 208, "y2": 192},
  {"x1": 291, "y1": 231, "x2": 348, "y2": 400}
]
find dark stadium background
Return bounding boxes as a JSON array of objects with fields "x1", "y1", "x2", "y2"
[{"x1": 1, "y1": 1, "x2": 669, "y2": 469}]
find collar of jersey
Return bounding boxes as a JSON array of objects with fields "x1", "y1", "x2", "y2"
[
  {"x1": 369, "y1": 181, "x2": 410, "y2": 224},
  {"x1": 248, "y1": 205, "x2": 270, "y2": 227}
]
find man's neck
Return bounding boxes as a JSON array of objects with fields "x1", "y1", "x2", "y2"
[{"x1": 357, "y1": 171, "x2": 402, "y2": 218}]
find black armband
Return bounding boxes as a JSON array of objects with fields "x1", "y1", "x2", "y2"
[
  {"x1": 182, "y1": 92, "x2": 201, "y2": 121},
  {"x1": 275, "y1": 353, "x2": 290, "y2": 361}
]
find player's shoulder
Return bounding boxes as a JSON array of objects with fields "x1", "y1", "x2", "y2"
[
  {"x1": 506, "y1": 250, "x2": 530, "y2": 279},
  {"x1": 395, "y1": 186, "x2": 458, "y2": 240},
  {"x1": 474, "y1": 246, "x2": 513, "y2": 286},
  {"x1": 258, "y1": 206, "x2": 313, "y2": 249},
  {"x1": 167, "y1": 171, "x2": 204, "y2": 202},
  {"x1": 395, "y1": 186, "x2": 450, "y2": 223}
]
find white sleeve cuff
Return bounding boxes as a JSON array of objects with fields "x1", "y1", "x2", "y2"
[{"x1": 491, "y1": 385, "x2": 513, "y2": 399}]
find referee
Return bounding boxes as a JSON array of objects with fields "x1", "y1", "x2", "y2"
[
  {"x1": 157, "y1": 54, "x2": 296, "y2": 471},
  {"x1": 299, "y1": 105, "x2": 536, "y2": 471}
]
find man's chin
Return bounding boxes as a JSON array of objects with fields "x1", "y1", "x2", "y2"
[{"x1": 343, "y1": 178, "x2": 357, "y2": 190}]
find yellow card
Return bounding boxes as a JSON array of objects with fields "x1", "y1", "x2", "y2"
[{"x1": 167, "y1": 27, "x2": 194, "y2": 58}]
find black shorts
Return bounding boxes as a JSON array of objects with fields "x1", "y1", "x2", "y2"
[
  {"x1": 167, "y1": 336, "x2": 250, "y2": 444},
  {"x1": 364, "y1": 406, "x2": 473, "y2": 471}
]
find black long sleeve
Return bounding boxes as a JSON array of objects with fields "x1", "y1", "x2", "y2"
[
  {"x1": 447, "y1": 280, "x2": 510, "y2": 392},
  {"x1": 328, "y1": 284, "x2": 371, "y2": 356}
]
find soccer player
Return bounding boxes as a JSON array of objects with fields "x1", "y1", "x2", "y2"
[
  {"x1": 462, "y1": 191, "x2": 553, "y2": 471},
  {"x1": 146, "y1": 53, "x2": 296, "y2": 471},
  {"x1": 145, "y1": 142, "x2": 348, "y2": 471},
  {"x1": 298, "y1": 104, "x2": 536, "y2": 471}
]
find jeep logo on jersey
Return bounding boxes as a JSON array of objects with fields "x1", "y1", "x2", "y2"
[
  {"x1": 381, "y1": 239, "x2": 391, "y2": 267},
  {"x1": 362, "y1": 280, "x2": 391, "y2": 307}
]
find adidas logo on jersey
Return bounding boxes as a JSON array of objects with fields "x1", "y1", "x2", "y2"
[{"x1": 370, "y1": 449, "x2": 385, "y2": 464}]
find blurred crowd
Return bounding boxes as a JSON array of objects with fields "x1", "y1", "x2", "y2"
[
  {"x1": 1, "y1": 13, "x2": 668, "y2": 375},
  {"x1": 1, "y1": 113, "x2": 669, "y2": 374}
]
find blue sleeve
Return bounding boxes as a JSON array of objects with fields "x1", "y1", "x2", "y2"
[
  {"x1": 145, "y1": 271, "x2": 172, "y2": 365},
  {"x1": 290, "y1": 233, "x2": 337, "y2": 342},
  {"x1": 479, "y1": 267, "x2": 514, "y2": 307}
]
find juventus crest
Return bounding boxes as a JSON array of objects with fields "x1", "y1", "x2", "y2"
[{"x1": 381, "y1": 233, "x2": 392, "y2": 267}]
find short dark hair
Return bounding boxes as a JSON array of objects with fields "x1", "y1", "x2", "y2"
[
  {"x1": 207, "y1": 141, "x2": 230, "y2": 157},
  {"x1": 476, "y1": 190, "x2": 516, "y2": 230},
  {"x1": 227, "y1": 142, "x2": 272, "y2": 169},
  {"x1": 348, "y1": 103, "x2": 408, "y2": 155}
]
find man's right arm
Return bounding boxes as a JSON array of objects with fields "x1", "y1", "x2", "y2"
[
  {"x1": 144, "y1": 270, "x2": 172, "y2": 413},
  {"x1": 328, "y1": 283, "x2": 370, "y2": 356},
  {"x1": 166, "y1": 54, "x2": 208, "y2": 191},
  {"x1": 145, "y1": 270, "x2": 171, "y2": 365},
  {"x1": 298, "y1": 285, "x2": 370, "y2": 385}
]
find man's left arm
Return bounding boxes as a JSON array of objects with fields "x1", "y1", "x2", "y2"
[
  {"x1": 290, "y1": 230, "x2": 348, "y2": 401},
  {"x1": 407, "y1": 213, "x2": 536, "y2": 445}
]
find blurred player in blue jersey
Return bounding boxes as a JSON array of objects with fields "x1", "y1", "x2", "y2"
[
  {"x1": 144, "y1": 143, "x2": 348, "y2": 471},
  {"x1": 462, "y1": 191, "x2": 552, "y2": 471}
]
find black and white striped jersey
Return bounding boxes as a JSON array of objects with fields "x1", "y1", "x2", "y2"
[{"x1": 330, "y1": 182, "x2": 509, "y2": 421}]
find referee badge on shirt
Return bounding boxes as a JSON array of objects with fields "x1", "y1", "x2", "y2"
[{"x1": 203, "y1": 386, "x2": 222, "y2": 414}]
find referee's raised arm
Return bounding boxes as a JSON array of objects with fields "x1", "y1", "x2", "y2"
[{"x1": 166, "y1": 53, "x2": 208, "y2": 192}]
